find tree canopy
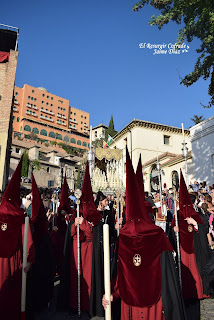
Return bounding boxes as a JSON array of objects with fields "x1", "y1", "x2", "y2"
[{"x1": 133, "y1": 0, "x2": 214, "y2": 107}]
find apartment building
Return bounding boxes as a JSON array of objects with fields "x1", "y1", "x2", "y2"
[{"x1": 12, "y1": 84, "x2": 89, "y2": 149}]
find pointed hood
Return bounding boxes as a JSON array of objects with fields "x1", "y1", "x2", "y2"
[
  {"x1": 81, "y1": 161, "x2": 96, "y2": 210},
  {"x1": 80, "y1": 161, "x2": 101, "y2": 226},
  {"x1": 31, "y1": 173, "x2": 48, "y2": 244},
  {"x1": 135, "y1": 154, "x2": 145, "y2": 200},
  {"x1": 179, "y1": 170, "x2": 203, "y2": 222},
  {"x1": 58, "y1": 175, "x2": 71, "y2": 214},
  {"x1": 125, "y1": 147, "x2": 150, "y2": 223},
  {"x1": 171, "y1": 170, "x2": 203, "y2": 254},
  {"x1": 117, "y1": 148, "x2": 172, "y2": 308},
  {"x1": 2, "y1": 155, "x2": 23, "y2": 207},
  {"x1": 57, "y1": 175, "x2": 73, "y2": 233},
  {"x1": 0, "y1": 156, "x2": 25, "y2": 258},
  {"x1": 136, "y1": 154, "x2": 153, "y2": 215}
]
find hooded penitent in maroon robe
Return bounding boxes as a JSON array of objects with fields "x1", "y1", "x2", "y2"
[
  {"x1": 110, "y1": 149, "x2": 186, "y2": 320},
  {"x1": 0, "y1": 157, "x2": 35, "y2": 320},
  {"x1": 70, "y1": 161, "x2": 101, "y2": 312},
  {"x1": 171, "y1": 171, "x2": 209, "y2": 301}
]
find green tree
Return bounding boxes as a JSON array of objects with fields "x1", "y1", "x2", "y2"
[
  {"x1": 32, "y1": 159, "x2": 41, "y2": 171},
  {"x1": 190, "y1": 114, "x2": 205, "y2": 125},
  {"x1": 21, "y1": 150, "x2": 29, "y2": 177},
  {"x1": 75, "y1": 166, "x2": 81, "y2": 189},
  {"x1": 133, "y1": 1, "x2": 214, "y2": 108},
  {"x1": 29, "y1": 132, "x2": 38, "y2": 140}
]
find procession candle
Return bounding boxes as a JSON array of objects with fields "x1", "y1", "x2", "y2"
[
  {"x1": 103, "y1": 224, "x2": 111, "y2": 320},
  {"x1": 181, "y1": 123, "x2": 185, "y2": 141},
  {"x1": 21, "y1": 216, "x2": 30, "y2": 315}
]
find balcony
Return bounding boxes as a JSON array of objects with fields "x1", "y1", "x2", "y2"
[
  {"x1": 32, "y1": 105, "x2": 38, "y2": 110},
  {"x1": 57, "y1": 113, "x2": 62, "y2": 118},
  {"x1": 62, "y1": 115, "x2": 67, "y2": 119},
  {"x1": 56, "y1": 120, "x2": 66, "y2": 126},
  {"x1": 69, "y1": 119, "x2": 77, "y2": 124},
  {"x1": 14, "y1": 100, "x2": 19, "y2": 105},
  {"x1": 41, "y1": 108, "x2": 54, "y2": 115},
  {"x1": 13, "y1": 107, "x2": 18, "y2": 112},
  {"x1": 40, "y1": 115, "x2": 53, "y2": 122},
  {"x1": 69, "y1": 125, "x2": 77, "y2": 130},
  {"x1": 84, "y1": 123, "x2": 88, "y2": 127}
]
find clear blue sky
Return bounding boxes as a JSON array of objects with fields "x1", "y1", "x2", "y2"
[{"x1": 1, "y1": 0, "x2": 213, "y2": 132}]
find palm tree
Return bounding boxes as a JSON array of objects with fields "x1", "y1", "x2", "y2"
[{"x1": 190, "y1": 115, "x2": 205, "y2": 125}]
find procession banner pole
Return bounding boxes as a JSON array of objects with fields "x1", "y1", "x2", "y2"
[
  {"x1": 103, "y1": 223, "x2": 111, "y2": 320},
  {"x1": 174, "y1": 189, "x2": 182, "y2": 288},
  {"x1": 21, "y1": 216, "x2": 30, "y2": 320},
  {"x1": 75, "y1": 189, "x2": 82, "y2": 318}
]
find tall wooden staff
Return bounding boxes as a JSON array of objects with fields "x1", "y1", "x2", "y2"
[
  {"x1": 21, "y1": 216, "x2": 29, "y2": 320},
  {"x1": 74, "y1": 189, "x2": 82, "y2": 318},
  {"x1": 103, "y1": 223, "x2": 111, "y2": 320},
  {"x1": 174, "y1": 188, "x2": 182, "y2": 288}
]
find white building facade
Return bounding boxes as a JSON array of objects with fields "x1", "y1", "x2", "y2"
[
  {"x1": 110, "y1": 119, "x2": 193, "y2": 192},
  {"x1": 190, "y1": 116, "x2": 214, "y2": 186}
]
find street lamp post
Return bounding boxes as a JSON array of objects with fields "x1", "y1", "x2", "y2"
[
  {"x1": 181, "y1": 142, "x2": 189, "y2": 187},
  {"x1": 181, "y1": 123, "x2": 189, "y2": 187}
]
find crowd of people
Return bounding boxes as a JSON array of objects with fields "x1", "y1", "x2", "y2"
[{"x1": 0, "y1": 152, "x2": 214, "y2": 320}]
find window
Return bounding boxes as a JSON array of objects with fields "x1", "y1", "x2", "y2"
[
  {"x1": 56, "y1": 134, "x2": 62, "y2": 140},
  {"x1": 28, "y1": 96, "x2": 31, "y2": 100},
  {"x1": 17, "y1": 117, "x2": 20, "y2": 122},
  {"x1": 82, "y1": 142, "x2": 87, "y2": 147},
  {"x1": 15, "y1": 148, "x2": 20, "y2": 154},
  {"x1": 47, "y1": 95, "x2": 49, "y2": 99},
  {"x1": 81, "y1": 128, "x2": 82, "y2": 130},
  {"x1": 51, "y1": 104, "x2": 53, "y2": 107},
  {"x1": 34, "y1": 98, "x2": 37, "y2": 101},
  {"x1": 95, "y1": 131, "x2": 97, "y2": 138},
  {"x1": 88, "y1": 143, "x2": 90, "y2": 148},
  {"x1": 77, "y1": 140, "x2": 81, "y2": 146},
  {"x1": 71, "y1": 112, "x2": 73, "y2": 114},
  {"x1": 12, "y1": 116, "x2": 15, "y2": 121},
  {"x1": 42, "y1": 101, "x2": 44, "y2": 104},
  {"x1": 49, "y1": 131, "x2": 55, "y2": 138},
  {"x1": 51, "y1": 97, "x2": 53, "y2": 100},
  {"x1": 47, "y1": 167, "x2": 50, "y2": 173},
  {"x1": 32, "y1": 90, "x2": 34, "y2": 93},
  {"x1": 64, "y1": 136, "x2": 69, "y2": 142},
  {"x1": 46, "y1": 102, "x2": 49, "y2": 106},
  {"x1": 74, "y1": 113, "x2": 76, "y2": 115},
  {"x1": 164, "y1": 135, "x2": 170, "y2": 145},
  {"x1": 81, "y1": 115, "x2": 83, "y2": 118},
  {"x1": 32, "y1": 127, "x2": 39, "y2": 134},
  {"x1": 42, "y1": 94, "x2": 45, "y2": 97},
  {"x1": 31, "y1": 97, "x2": 34, "y2": 100},
  {"x1": 40, "y1": 129, "x2": 47, "y2": 136},
  {"x1": 81, "y1": 121, "x2": 83, "y2": 124},
  {"x1": 85, "y1": 116, "x2": 87, "y2": 119},
  {"x1": 24, "y1": 125, "x2": 31, "y2": 132},
  {"x1": 71, "y1": 138, "x2": 76, "y2": 144}
]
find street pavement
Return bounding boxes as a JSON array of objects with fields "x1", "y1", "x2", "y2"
[{"x1": 33, "y1": 281, "x2": 214, "y2": 319}]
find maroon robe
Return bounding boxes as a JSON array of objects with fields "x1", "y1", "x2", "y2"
[
  {"x1": 0, "y1": 223, "x2": 35, "y2": 319},
  {"x1": 70, "y1": 219, "x2": 93, "y2": 311}
]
